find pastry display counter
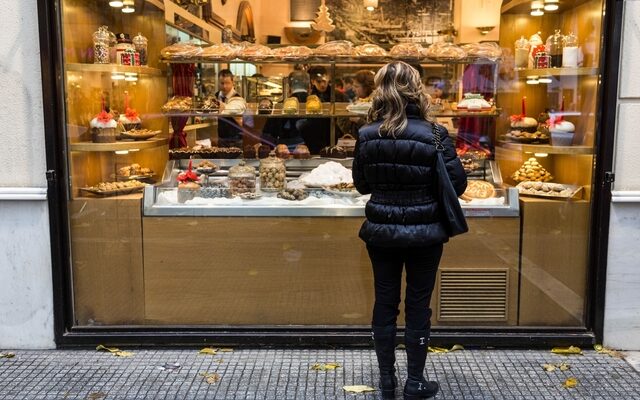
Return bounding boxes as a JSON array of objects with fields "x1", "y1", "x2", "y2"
[{"x1": 142, "y1": 159, "x2": 519, "y2": 218}]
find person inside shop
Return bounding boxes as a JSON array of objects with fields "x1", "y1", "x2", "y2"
[
  {"x1": 308, "y1": 66, "x2": 348, "y2": 103},
  {"x1": 215, "y1": 69, "x2": 246, "y2": 148},
  {"x1": 261, "y1": 70, "x2": 309, "y2": 148},
  {"x1": 299, "y1": 66, "x2": 347, "y2": 153},
  {"x1": 338, "y1": 69, "x2": 375, "y2": 137},
  {"x1": 343, "y1": 76, "x2": 357, "y2": 102},
  {"x1": 352, "y1": 61, "x2": 467, "y2": 400}
]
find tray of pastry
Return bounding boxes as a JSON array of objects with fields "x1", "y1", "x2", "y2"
[
  {"x1": 460, "y1": 180, "x2": 496, "y2": 201},
  {"x1": 120, "y1": 129, "x2": 161, "y2": 141},
  {"x1": 516, "y1": 181, "x2": 582, "y2": 199},
  {"x1": 116, "y1": 164, "x2": 154, "y2": 181},
  {"x1": 80, "y1": 180, "x2": 146, "y2": 197}
]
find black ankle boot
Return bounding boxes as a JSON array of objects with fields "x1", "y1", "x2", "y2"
[
  {"x1": 403, "y1": 328, "x2": 439, "y2": 399},
  {"x1": 372, "y1": 325, "x2": 398, "y2": 399}
]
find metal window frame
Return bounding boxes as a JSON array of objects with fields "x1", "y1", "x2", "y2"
[{"x1": 37, "y1": 0, "x2": 622, "y2": 348}]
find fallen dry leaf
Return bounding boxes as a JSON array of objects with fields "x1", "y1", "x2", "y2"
[
  {"x1": 428, "y1": 344, "x2": 464, "y2": 354},
  {"x1": 96, "y1": 345, "x2": 133, "y2": 358},
  {"x1": 542, "y1": 363, "x2": 557, "y2": 372},
  {"x1": 311, "y1": 362, "x2": 341, "y2": 371},
  {"x1": 200, "y1": 372, "x2": 220, "y2": 384},
  {"x1": 199, "y1": 347, "x2": 218, "y2": 355},
  {"x1": 563, "y1": 377, "x2": 578, "y2": 388},
  {"x1": 551, "y1": 346, "x2": 583, "y2": 355},
  {"x1": 594, "y1": 344, "x2": 622, "y2": 358},
  {"x1": 0, "y1": 352, "x2": 15, "y2": 359},
  {"x1": 343, "y1": 385, "x2": 376, "y2": 393},
  {"x1": 542, "y1": 362, "x2": 570, "y2": 372}
]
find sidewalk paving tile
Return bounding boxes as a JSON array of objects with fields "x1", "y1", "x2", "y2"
[{"x1": 0, "y1": 349, "x2": 638, "y2": 399}]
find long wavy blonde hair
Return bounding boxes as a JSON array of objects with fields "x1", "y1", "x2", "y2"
[{"x1": 367, "y1": 61, "x2": 432, "y2": 137}]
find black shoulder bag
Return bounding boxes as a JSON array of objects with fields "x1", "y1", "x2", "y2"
[{"x1": 433, "y1": 124, "x2": 469, "y2": 237}]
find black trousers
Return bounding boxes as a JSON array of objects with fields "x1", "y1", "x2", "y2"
[{"x1": 366, "y1": 243, "x2": 443, "y2": 331}]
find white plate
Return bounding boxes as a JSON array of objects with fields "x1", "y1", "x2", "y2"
[{"x1": 323, "y1": 187, "x2": 361, "y2": 197}]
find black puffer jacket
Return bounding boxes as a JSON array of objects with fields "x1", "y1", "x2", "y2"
[{"x1": 352, "y1": 104, "x2": 467, "y2": 247}]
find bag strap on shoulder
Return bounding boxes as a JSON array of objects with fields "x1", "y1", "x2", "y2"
[{"x1": 433, "y1": 123, "x2": 445, "y2": 152}]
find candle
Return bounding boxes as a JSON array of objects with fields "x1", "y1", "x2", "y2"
[
  {"x1": 458, "y1": 81, "x2": 463, "y2": 102},
  {"x1": 521, "y1": 96, "x2": 526, "y2": 116}
]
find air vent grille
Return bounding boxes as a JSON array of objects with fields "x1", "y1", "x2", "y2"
[{"x1": 438, "y1": 269, "x2": 508, "y2": 321}]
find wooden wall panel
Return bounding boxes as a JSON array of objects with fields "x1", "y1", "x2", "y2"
[
  {"x1": 70, "y1": 195, "x2": 145, "y2": 325},
  {"x1": 518, "y1": 198, "x2": 590, "y2": 326}
]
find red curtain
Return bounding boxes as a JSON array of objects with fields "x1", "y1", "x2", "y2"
[{"x1": 169, "y1": 64, "x2": 195, "y2": 149}]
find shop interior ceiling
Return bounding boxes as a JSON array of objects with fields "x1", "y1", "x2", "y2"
[{"x1": 166, "y1": 0, "x2": 503, "y2": 45}]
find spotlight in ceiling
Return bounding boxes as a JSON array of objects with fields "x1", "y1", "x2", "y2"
[{"x1": 109, "y1": 1, "x2": 124, "y2": 7}]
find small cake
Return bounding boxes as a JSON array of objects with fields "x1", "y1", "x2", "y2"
[
  {"x1": 293, "y1": 144, "x2": 311, "y2": 159},
  {"x1": 258, "y1": 98, "x2": 273, "y2": 115},
  {"x1": 258, "y1": 144, "x2": 272, "y2": 159},
  {"x1": 176, "y1": 160, "x2": 201, "y2": 203},
  {"x1": 90, "y1": 110, "x2": 118, "y2": 143},
  {"x1": 457, "y1": 93, "x2": 492, "y2": 111},
  {"x1": 320, "y1": 146, "x2": 347, "y2": 159},
  {"x1": 118, "y1": 108, "x2": 141, "y2": 131},
  {"x1": 510, "y1": 116, "x2": 538, "y2": 133},
  {"x1": 550, "y1": 120, "x2": 575, "y2": 146},
  {"x1": 283, "y1": 97, "x2": 299, "y2": 114},
  {"x1": 275, "y1": 144, "x2": 291, "y2": 159},
  {"x1": 243, "y1": 145, "x2": 257, "y2": 159},
  {"x1": 305, "y1": 95, "x2": 322, "y2": 114}
]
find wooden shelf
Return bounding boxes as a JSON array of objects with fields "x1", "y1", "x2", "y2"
[
  {"x1": 70, "y1": 137, "x2": 169, "y2": 152},
  {"x1": 66, "y1": 63, "x2": 164, "y2": 76},
  {"x1": 499, "y1": 142, "x2": 593, "y2": 155},
  {"x1": 161, "y1": 56, "x2": 500, "y2": 66},
  {"x1": 502, "y1": 0, "x2": 592, "y2": 14},
  {"x1": 516, "y1": 67, "x2": 598, "y2": 78},
  {"x1": 162, "y1": 109, "x2": 502, "y2": 119}
]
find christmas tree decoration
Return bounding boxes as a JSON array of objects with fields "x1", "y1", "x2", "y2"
[{"x1": 311, "y1": 0, "x2": 336, "y2": 33}]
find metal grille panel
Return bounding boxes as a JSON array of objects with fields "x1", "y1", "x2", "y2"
[{"x1": 438, "y1": 269, "x2": 508, "y2": 321}]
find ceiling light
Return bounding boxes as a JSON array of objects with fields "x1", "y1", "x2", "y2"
[
  {"x1": 109, "y1": 1, "x2": 124, "y2": 7},
  {"x1": 531, "y1": 1, "x2": 544, "y2": 8},
  {"x1": 544, "y1": 4, "x2": 559, "y2": 11},
  {"x1": 122, "y1": 0, "x2": 135, "y2": 13},
  {"x1": 125, "y1": 75, "x2": 138, "y2": 82},
  {"x1": 531, "y1": 8, "x2": 544, "y2": 16},
  {"x1": 115, "y1": 150, "x2": 129, "y2": 155},
  {"x1": 111, "y1": 73, "x2": 125, "y2": 80},
  {"x1": 534, "y1": 153, "x2": 549, "y2": 157},
  {"x1": 539, "y1": 77, "x2": 553, "y2": 83},
  {"x1": 364, "y1": 0, "x2": 378, "y2": 11},
  {"x1": 545, "y1": 0, "x2": 559, "y2": 3},
  {"x1": 526, "y1": 78, "x2": 540, "y2": 85}
]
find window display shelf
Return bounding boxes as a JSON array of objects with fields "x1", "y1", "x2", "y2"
[
  {"x1": 161, "y1": 56, "x2": 500, "y2": 66},
  {"x1": 69, "y1": 137, "x2": 169, "y2": 152},
  {"x1": 499, "y1": 142, "x2": 593, "y2": 155},
  {"x1": 516, "y1": 67, "x2": 598, "y2": 78},
  {"x1": 162, "y1": 109, "x2": 502, "y2": 119},
  {"x1": 66, "y1": 63, "x2": 164, "y2": 76}
]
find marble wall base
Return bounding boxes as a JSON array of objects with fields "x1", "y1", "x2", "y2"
[
  {"x1": 604, "y1": 202, "x2": 640, "y2": 350},
  {"x1": 0, "y1": 200, "x2": 55, "y2": 349}
]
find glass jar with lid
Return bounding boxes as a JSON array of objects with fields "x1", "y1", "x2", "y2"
[
  {"x1": 259, "y1": 151, "x2": 286, "y2": 192},
  {"x1": 92, "y1": 26, "x2": 110, "y2": 64},
  {"x1": 514, "y1": 36, "x2": 530, "y2": 69},
  {"x1": 228, "y1": 160, "x2": 257, "y2": 195},
  {"x1": 562, "y1": 32, "x2": 579, "y2": 68},
  {"x1": 115, "y1": 33, "x2": 135, "y2": 65},
  {"x1": 546, "y1": 29, "x2": 564, "y2": 68},
  {"x1": 133, "y1": 32, "x2": 148, "y2": 65}
]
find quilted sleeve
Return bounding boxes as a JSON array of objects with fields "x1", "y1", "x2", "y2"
[{"x1": 439, "y1": 125, "x2": 467, "y2": 196}]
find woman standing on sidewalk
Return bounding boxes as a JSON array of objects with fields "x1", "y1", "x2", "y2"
[{"x1": 352, "y1": 61, "x2": 467, "y2": 399}]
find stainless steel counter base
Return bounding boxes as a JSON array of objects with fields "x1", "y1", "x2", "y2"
[{"x1": 142, "y1": 186, "x2": 520, "y2": 217}]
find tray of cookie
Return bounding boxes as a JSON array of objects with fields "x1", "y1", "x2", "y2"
[
  {"x1": 516, "y1": 181, "x2": 582, "y2": 200},
  {"x1": 80, "y1": 180, "x2": 146, "y2": 197}
]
